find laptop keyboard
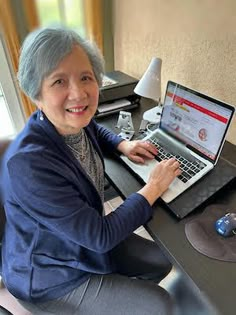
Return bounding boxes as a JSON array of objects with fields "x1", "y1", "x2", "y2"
[{"x1": 148, "y1": 137, "x2": 207, "y2": 183}]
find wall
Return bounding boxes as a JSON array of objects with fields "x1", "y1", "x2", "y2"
[{"x1": 113, "y1": 0, "x2": 236, "y2": 144}]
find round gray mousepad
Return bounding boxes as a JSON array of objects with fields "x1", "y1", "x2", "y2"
[{"x1": 185, "y1": 205, "x2": 236, "y2": 262}]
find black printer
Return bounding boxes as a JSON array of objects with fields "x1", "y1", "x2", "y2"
[{"x1": 96, "y1": 71, "x2": 140, "y2": 118}]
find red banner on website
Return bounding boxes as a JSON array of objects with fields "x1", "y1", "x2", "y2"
[{"x1": 167, "y1": 92, "x2": 228, "y2": 124}]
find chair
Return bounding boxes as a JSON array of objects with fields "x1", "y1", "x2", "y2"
[
  {"x1": 0, "y1": 140, "x2": 10, "y2": 267},
  {"x1": 0, "y1": 140, "x2": 13, "y2": 315}
]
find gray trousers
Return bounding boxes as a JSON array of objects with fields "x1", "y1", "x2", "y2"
[{"x1": 19, "y1": 234, "x2": 174, "y2": 315}]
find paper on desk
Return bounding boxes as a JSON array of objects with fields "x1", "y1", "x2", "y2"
[{"x1": 98, "y1": 99, "x2": 131, "y2": 113}]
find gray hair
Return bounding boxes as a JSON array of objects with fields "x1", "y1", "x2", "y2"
[{"x1": 17, "y1": 27, "x2": 105, "y2": 101}]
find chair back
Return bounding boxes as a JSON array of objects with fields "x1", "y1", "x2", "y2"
[
  {"x1": 0, "y1": 140, "x2": 11, "y2": 240},
  {"x1": 0, "y1": 205, "x2": 5, "y2": 241}
]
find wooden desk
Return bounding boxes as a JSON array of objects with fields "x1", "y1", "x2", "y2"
[{"x1": 96, "y1": 100, "x2": 236, "y2": 315}]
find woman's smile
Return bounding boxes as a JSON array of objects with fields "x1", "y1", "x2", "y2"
[{"x1": 66, "y1": 105, "x2": 89, "y2": 115}]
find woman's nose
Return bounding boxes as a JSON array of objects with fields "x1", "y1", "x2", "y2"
[{"x1": 68, "y1": 82, "x2": 87, "y2": 101}]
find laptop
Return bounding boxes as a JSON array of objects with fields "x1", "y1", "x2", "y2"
[{"x1": 120, "y1": 80, "x2": 235, "y2": 204}]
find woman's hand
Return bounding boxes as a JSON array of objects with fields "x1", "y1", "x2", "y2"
[
  {"x1": 117, "y1": 140, "x2": 158, "y2": 164},
  {"x1": 138, "y1": 158, "x2": 182, "y2": 205}
]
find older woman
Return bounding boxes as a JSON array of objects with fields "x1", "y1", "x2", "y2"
[{"x1": 1, "y1": 27, "x2": 181, "y2": 314}]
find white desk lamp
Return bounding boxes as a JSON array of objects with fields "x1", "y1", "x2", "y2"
[{"x1": 134, "y1": 57, "x2": 162, "y2": 124}]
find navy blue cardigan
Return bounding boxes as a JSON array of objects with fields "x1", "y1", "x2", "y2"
[{"x1": 1, "y1": 111, "x2": 153, "y2": 302}]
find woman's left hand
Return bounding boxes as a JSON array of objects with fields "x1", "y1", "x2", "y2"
[{"x1": 117, "y1": 140, "x2": 158, "y2": 164}]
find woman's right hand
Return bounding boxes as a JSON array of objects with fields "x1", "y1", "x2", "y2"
[{"x1": 138, "y1": 158, "x2": 181, "y2": 205}]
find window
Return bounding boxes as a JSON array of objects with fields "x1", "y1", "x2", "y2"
[
  {"x1": 35, "y1": 0, "x2": 85, "y2": 37},
  {"x1": 0, "y1": 36, "x2": 25, "y2": 139},
  {"x1": 0, "y1": 86, "x2": 15, "y2": 139}
]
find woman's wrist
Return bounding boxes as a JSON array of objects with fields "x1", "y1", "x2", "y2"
[
  {"x1": 116, "y1": 140, "x2": 128, "y2": 155},
  {"x1": 137, "y1": 182, "x2": 163, "y2": 206}
]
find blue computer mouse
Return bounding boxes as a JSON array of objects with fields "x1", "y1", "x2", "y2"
[{"x1": 215, "y1": 213, "x2": 236, "y2": 237}]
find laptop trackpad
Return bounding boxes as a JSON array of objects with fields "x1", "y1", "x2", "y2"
[
  {"x1": 120, "y1": 155, "x2": 157, "y2": 183},
  {"x1": 161, "y1": 178, "x2": 186, "y2": 203}
]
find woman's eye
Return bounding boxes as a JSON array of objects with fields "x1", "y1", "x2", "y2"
[
  {"x1": 53, "y1": 79, "x2": 64, "y2": 86},
  {"x1": 81, "y1": 75, "x2": 93, "y2": 82}
]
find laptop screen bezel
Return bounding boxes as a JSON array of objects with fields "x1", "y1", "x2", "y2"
[{"x1": 160, "y1": 80, "x2": 235, "y2": 164}]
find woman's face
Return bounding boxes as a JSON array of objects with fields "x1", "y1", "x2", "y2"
[{"x1": 36, "y1": 45, "x2": 99, "y2": 135}]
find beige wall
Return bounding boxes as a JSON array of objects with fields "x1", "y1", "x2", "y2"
[{"x1": 113, "y1": 0, "x2": 236, "y2": 144}]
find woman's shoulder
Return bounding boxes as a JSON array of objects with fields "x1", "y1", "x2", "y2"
[{"x1": 5, "y1": 115, "x2": 64, "y2": 167}]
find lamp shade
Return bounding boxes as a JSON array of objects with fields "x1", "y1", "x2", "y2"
[{"x1": 134, "y1": 57, "x2": 162, "y2": 102}]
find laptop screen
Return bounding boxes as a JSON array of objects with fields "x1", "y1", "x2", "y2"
[{"x1": 160, "y1": 81, "x2": 235, "y2": 163}]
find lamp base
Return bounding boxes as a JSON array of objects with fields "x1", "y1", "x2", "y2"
[{"x1": 143, "y1": 105, "x2": 162, "y2": 124}]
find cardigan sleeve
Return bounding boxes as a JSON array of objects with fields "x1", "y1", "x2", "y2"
[
  {"x1": 7, "y1": 151, "x2": 153, "y2": 254},
  {"x1": 89, "y1": 119, "x2": 124, "y2": 152}
]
